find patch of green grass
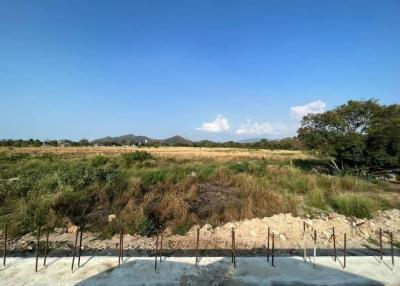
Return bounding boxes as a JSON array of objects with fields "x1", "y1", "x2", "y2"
[
  {"x1": 305, "y1": 188, "x2": 328, "y2": 210},
  {"x1": 135, "y1": 218, "x2": 158, "y2": 237},
  {"x1": 331, "y1": 194, "x2": 379, "y2": 218},
  {"x1": 173, "y1": 221, "x2": 193, "y2": 236}
]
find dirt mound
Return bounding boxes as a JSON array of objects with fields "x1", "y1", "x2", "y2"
[{"x1": 7, "y1": 210, "x2": 400, "y2": 256}]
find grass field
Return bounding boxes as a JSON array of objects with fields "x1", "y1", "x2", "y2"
[{"x1": 0, "y1": 146, "x2": 399, "y2": 239}]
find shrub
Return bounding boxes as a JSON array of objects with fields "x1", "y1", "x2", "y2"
[
  {"x1": 51, "y1": 189, "x2": 90, "y2": 224},
  {"x1": 331, "y1": 194, "x2": 378, "y2": 218},
  {"x1": 122, "y1": 151, "x2": 154, "y2": 166},
  {"x1": 173, "y1": 221, "x2": 193, "y2": 236},
  {"x1": 135, "y1": 218, "x2": 158, "y2": 237},
  {"x1": 140, "y1": 170, "x2": 166, "y2": 187},
  {"x1": 91, "y1": 155, "x2": 109, "y2": 167}
]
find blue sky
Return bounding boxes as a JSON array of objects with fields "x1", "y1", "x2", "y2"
[{"x1": 1, "y1": 0, "x2": 399, "y2": 141}]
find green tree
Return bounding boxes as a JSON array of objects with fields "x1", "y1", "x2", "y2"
[{"x1": 298, "y1": 100, "x2": 399, "y2": 170}]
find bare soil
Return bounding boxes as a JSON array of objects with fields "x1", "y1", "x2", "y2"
[{"x1": 6, "y1": 210, "x2": 400, "y2": 257}]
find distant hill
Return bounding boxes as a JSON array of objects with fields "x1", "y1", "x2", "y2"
[
  {"x1": 236, "y1": 138, "x2": 264, "y2": 143},
  {"x1": 92, "y1": 134, "x2": 193, "y2": 146},
  {"x1": 92, "y1": 134, "x2": 155, "y2": 145},
  {"x1": 162, "y1": 135, "x2": 193, "y2": 146}
]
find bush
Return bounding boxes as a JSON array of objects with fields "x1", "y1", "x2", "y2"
[
  {"x1": 173, "y1": 221, "x2": 193, "y2": 236},
  {"x1": 91, "y1": 155, "x2": 109, "y2": 167},
  {"x1": 51, "y1": 189, "x2": 90, "y2": 224},
  {"x1": 135, "y1": 218, "x2": 158, "y2": 237},
  {"x1": 121, "y1": 151, "x2": 154, "y2": 166},
  {"x1": 331, "y1": 194, "x2": 378, "y2": 218}
]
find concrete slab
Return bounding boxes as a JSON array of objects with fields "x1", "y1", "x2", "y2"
[{"x1": 1, "y1": 256, "x2": 399, "y2": 285}]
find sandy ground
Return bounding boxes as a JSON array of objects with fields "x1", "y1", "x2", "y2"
[{"x1": 1, "y1": 256, "x2": 399, "y2": 285}]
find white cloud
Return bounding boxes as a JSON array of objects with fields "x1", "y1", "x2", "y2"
[
  {"x1": 197, "y1": 115, "x2": 230, "y2": 133},
  {"x1": 236, "y1": 119, "x2": 288, "y2": 136},
  {"x1": 290, "y1": 100, "x2": 326, "y2": 119}
]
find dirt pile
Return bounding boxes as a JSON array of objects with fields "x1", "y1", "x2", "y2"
[{"x1": 6, "y1": 210, "x2": 400, "y2": 255}]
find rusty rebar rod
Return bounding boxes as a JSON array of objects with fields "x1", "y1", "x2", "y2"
[
  {"x1": 343, "y1": 233, "x2": 346, "y2": 269},
  {"x1": 160, "y1": 232, "x2": 163, "y2": 263},
  {"x1": 313, "y1": 230, "x2": 317, "y2": 266},
  {"x1": 35, "y1": 225, "x2": 41, "y2": 272},
  {"x1": 231, "y1": 228, "x2": 236, "y2": 268},
  {"x1": 118, "y1": 225, "x2": 122, "y2": 266},
  {"x1": 155, "y1": 235, "x2": 159, "y2": 271},
  {"x1": 303, "y1": 222, "x2": 306, "y2": 261},
  {"x1": 380, "y1": 228, "x2": 383, "y2": 263},
  {"x1": 267, "y1": 227, "x2": 270, "y2": 262},
  {"x1": 195, "y1": 228, "x2": 199, "y2": 266},
  {"x1": 3, "y1": 224, "x2": 7, "y2": 267},
  {"x1": 121, "y1": 224, "x2": 124, "y2": 263},
  {"x1": 78, "y1": 224, "x2": 84, "y2": 267},
  {"x1": 44, "y1": 228, "x2": 50, "y2": 266},
  {"x1": 390, "y1": 232, "x2": 394, "y2": 267},
  {"x1": 333, "y1": 227, "x2": 336, "y2": 262},
  {"x1": 71, "y1": 228, "x2": 79, "y2": 271},
  {"x1": 272, "y1": 233, "x2": 275, "y2": 267}
]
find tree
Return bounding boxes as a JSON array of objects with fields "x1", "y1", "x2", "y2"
[{"x1": 298, "y1": 100, "x2": 400, "y2": 171}]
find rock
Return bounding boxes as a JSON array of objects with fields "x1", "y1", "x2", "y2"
[
  {"x1": 323, "y1": 231, "x2": 332, "y2": 239},
  {"x1": 202, "y1": 224, "x2": 213, "y2": 232},
  {"x1": 355, "y1": 219, "x2": 366, "y2": 227},
  {"x1": 108, "y1": 214, "x2": 117, "y2": 222},
  {"x1": 68, "y1": 225, "x2": 79, "y2": 234},
  {"x1": 225, "y1": 222, "x2": 236, "y2": 229},
  {"x1": 55, "y1": 227, "x2": 65, "y2": 235}
]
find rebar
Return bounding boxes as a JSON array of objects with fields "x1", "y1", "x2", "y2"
[
  {"x1": 390, "y1": 232, "x2": 394, "y2": 267},
  {"x1": 121, "y1": 225, "x2": 124, "y2": 262},
  {"x1": 155, "y1": 235, "x2": 159, "y2": 271},
  {"x1": 35, "y1": 226, "x2": 41, "y2": 272},
  {"x1": 343, "y1": 233, "x2": 347, "y2": 269},
  {"x1": 44, "y1": 229, "x2": 50, "y2": 266},
  {"x1": 333, "y1": 227, "x2": 336, "y2": 261},
  {"x1": 267, "y1": 227, "x2": 270, "y2": 262},
  {"x1": 380, "y1": 228, "x2": 383, "y2": 263},
  {"x1": 118, "y1": 225, "x2": 122, "y2": 266},
  {"x1": 3, "y1": 224, "x2": 7, "y2": 267},
  {"x1": 71, "y1": 228, "x2": 79, "y2": 271},
  {"x1": 313, "y1": 229, "x2": 317, "y2": 266},
  {"x1": 272, "y1": 233, "x2": 275, "y2": 267},
  {"x1": 303, "y1": 222, "x2": 306, "y2": 261},
  {"x1": 231, "y1": 228, "x2": 236, "y2": 268},
  {"x1": 78, "y1": 224, "x2": 84, "y2": 267},
  {"x1": 195, "y1": 228, "x2": 199, "y2": 266},
  {"x1": 160, "y1": 232, "x2": 163, "y2": 263}
]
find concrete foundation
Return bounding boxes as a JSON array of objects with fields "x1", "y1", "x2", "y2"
[{"x1": 1, "y1": 256, "x2": 399, "y2": 285}]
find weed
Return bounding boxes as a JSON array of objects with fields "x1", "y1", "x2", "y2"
[
  {"x1": 305, "y1": 188, "x2": 328, "y2": 210},
  {"x1": 135, "y1": 218, "x2": 158, "y2": 237},
  {"x1": 173, "y1": 221, "x2": 193, "y2": 236},
  {"x1": 331, "y1": 194, "x2": 378, "y2": 218},
  {"x1": 121, "y1": 151, "x2": 153, "y2": 166}
]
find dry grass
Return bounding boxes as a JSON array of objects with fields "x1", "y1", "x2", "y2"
[{"x1": 0, "y1": 146, "x2": 309, "y2": 161}]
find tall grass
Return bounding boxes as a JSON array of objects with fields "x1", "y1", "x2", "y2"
[
  {"x1": 331, "y1": 194, "x2": 378, "y2": 218},
  {"x1": 0, "y1": 149, "x2": 397, "y2": 238}
]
